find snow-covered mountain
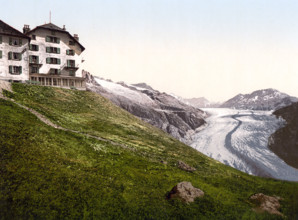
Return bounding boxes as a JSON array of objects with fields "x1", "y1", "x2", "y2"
[
  {"x1": 220, "y1": 89, "x2": 298, "y2": 110},
  {"x1": 84, "y1": 71, "x2": 207, "y2": 143},
  {"x1": 182, "y1": 97, "x2": 221, "y2": 108}
]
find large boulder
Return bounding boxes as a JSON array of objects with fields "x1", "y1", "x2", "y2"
[
  {"x1": 167, "y1": 182, "x2": 204, "y2": 203},
  {"x1": 249, "y1": 193, "x2": 283, "y2": 216}
]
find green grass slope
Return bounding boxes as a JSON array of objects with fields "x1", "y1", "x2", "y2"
[{"x1": 0, "y1": 83, "x2": 297, "y2": 219}]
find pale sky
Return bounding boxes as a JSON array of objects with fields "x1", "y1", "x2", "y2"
[{"x1": 2, "y1": 0, "x2": 298, "y2": 101}]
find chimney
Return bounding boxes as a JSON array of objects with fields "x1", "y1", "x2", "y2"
[
  {"x1": 74, "y1": 34, "x2": 79, "y2": 42},
  {"x1": 23, "y1": 24, "x2": 30, "y2": 34},
  {"x1": 63, "y1": 25, "x2": 66, "y2": 30}
]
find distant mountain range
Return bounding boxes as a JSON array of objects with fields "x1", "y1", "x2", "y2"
[
  {"x1": 220, "y1": 89, "x2": 298, "y2": 110},
  {"x1": 84, "y1": 72, "x2": 207, "y2": 143},
  {"x1": 181, "y1": 97, "x2": 221, "y2": 108}
]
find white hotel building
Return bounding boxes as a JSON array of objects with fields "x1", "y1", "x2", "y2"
[{"x1": 0, "y1": 20, "x2": 86, "y2": 89}]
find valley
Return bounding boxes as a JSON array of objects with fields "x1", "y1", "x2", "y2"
[{"x1": 190, "y1": 108, "x2": 298, "y2": 181}]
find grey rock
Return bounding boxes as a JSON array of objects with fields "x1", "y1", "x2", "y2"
[
  {"x1": 168, "y1": 182, "x2": 204, "y2": 203},
  {"x1": 177, "y1": 160, "x2": 196, "y2": 172},
  {"x1": 249, "y1": 193, "x2": 283, "y2": 216}
]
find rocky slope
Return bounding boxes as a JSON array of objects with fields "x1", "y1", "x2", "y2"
[
  {"x1": 268, "y1": 102, "x2": 298, "y2": 169},
  {"x1": 84, "y1": 71, "x2": 207, "y2": 143},
  {"x1": 220, "y1": 88, "x2": 298, "y2": 110}
]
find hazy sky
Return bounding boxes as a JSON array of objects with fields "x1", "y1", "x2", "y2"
[{"x1": 2, "y1": 0, "x2": 298, "y2": 101}]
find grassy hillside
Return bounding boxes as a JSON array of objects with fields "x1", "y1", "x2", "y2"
[{"x1": 1, "y1": 83, "x2": 297, "y2": 219}]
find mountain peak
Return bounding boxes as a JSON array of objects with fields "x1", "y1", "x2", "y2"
[{"x1": 221, "y1": 88, "x2": 298, "y2": 110}]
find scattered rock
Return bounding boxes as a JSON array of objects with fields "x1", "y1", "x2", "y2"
[
  {"x1": 167, "y1": 181, "x2": 204, "y2": 203},
  {"x1": 178, "y1": 160, "x2": 196, "y2": 172},
  {"x1": 249, "y1": 193, "x2": 283, "y2": 216},
  {"x1": 161, "y1": 160, "x2": 167, "y2": 165}
]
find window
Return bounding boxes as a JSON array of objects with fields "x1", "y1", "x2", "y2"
[
  {"x1": 46, "y1": 57, "x2": 61, "y2": 64},
  {"x1": 46, "y1": 47, "x2": 60, "y2": 54},
  {"x1": 29, "y1": 55, "x2": 39, "y2": 64},
  {"x1": 0, "y1": 51, "x2": 2, "y2": 59},
  {"x1": 9, "y1": 37, "x2": 22, "y2": 46},
  {"x1": 66, "y1": 49, "x2": 75, "y2": 56},
  {"x1": 0, "y1": 36, "x2": 2, "y2": 44},
  {"x1": 46, "y1": 36, "x2": 60, "y2": 44},
  {"x1": 67, "y1": 60, "x2": 75, "y2": 67},
  {"x1": 30, "y1": 66, "x2": 39, "y2": 74},
  {"x1": 51, "y1": 31, "x2": 56, "y2": 35},
  {"x1": 32, "y1": 35, "x2": 36, "y2": 40},
  {"x1": 9, "y1": 66, "x2": 22, "y2": 75},
  {"x1": 69, "y1": 40, "x2": 75, "y2": 46},
  {"x1": 49, "y1": 68, "x2": 61, "y2": 75},
  {"x1": 69, "y1": 70, "x2": 75, "y2": 76},
  {"x1": 8, "y1": 52, "x2": 22, "y2": 61},
  {"x1": 29, "y1": 44, "x2": 39, "y2": 51}
]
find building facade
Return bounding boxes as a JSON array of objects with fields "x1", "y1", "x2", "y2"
[
  {"x1": 0, "y1": 20, "x2": 30, "y2": 82},
  {"x1": 0, "y1": 20, "x2": 86, "y2": 90},
  {"x1": 25, "y1": 23, "x2": 86, "y2": 89}
]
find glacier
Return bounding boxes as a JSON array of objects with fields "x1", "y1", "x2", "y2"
[{"x1": 190, "y1": 108, "x2": 298, "y2": 181}]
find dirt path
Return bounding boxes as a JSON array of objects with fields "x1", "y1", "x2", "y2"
[{"x1": 0, "y1": 86, "x2": 129, "y2": 149}]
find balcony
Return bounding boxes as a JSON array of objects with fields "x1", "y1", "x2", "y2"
[
  {"x1": 64, "y1": 63, "x2": 79, "y2": 71},
  {"x1": 29, "y1": 60, "x2": 42, "y2": 67}
]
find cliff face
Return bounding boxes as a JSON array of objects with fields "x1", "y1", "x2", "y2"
[
  {"x1": 84, "y1": 71, "x2": 207, "y2": 143},
  {"x1": 269, "y1": 102, "x2": 298, "y2": 169}
]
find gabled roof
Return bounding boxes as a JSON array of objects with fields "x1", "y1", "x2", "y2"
[
  {"x1": 27, "y1": 23, "x2": 85, "y2": 52},
  {"x1": 0, "y1": 20, "x2": 30, "y2": 40}
]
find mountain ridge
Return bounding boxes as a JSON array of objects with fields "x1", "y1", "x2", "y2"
[
  {"x1": 84, "y1": 71, "x2": 207, "y2": 143},
  {"x1": 220, "y1": 88, "x2": 298, "y2": 110}
]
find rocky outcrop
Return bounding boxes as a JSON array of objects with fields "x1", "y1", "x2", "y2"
[
  {"x1": 269, "y1": 102, "x2": 298, "y2": 169},
  {"x1": 177, "y1": 161, "x2": 196, "y2": 172},
  {"x1": 220, "y1": 88, "x2": 298, "y2": 110},
  {"x1": 84, "y1": 71, "x2": 207, "y2": 143},
  {"x1": 249, "y1": 193, "x2": 283, "y2": 216},
  {"x1": 167, "y1": 182, "x2": 204, "y2": 203}
]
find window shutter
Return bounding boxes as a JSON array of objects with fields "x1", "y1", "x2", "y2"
[
  {"x1": 46, "y1": 36, "x2": 50, "y2": 42},
  {"x1": 57, "y1": 59, "x2": 61, "y2": 64},
  {"x1": 66, "y1": 49, "x2": 69, "y2": 55},
  {"x1": 0, "y1": 51, "x2": 2, "y2": 59},
  {"x1": 46, "y1": 57, "x2": 50, "y2": 64},
  {"x1": 9, "y1": 66, "x2": 12, "y2": 73},
  {"x1": 0, "y1": 36, "x2": 2, "y2": 44},
  {"x1": 19, "y1": 39, "x2": 22, "y2": 46},
  {"x1": 36, "y1": 45, "x2": 39, "y2": 51},
  {"x1": 19, "y1": 66, "x2": 22, "y2": 74},
  {"x1": 57, "y1": 48, "x2": 60, "y2": 54},
  {"x1": 29, "y1": 44, "x2": 32, "y2": 50},
  {"x1": 67, "y1": 60, "x2": 70, "y2": 67},
  {"x1": 19, "y1": 53, "x2": 22, "y2": 61},
  {"x1": 8, "y1": 52, "x2": 12, "y2": 60},
  {"x1": 37, "y1": 56, "x2": 39, "y2": 63},
  {"x1": 9, "y1": 38, "x2": 12, "y2": 45},
  {"x1": 57, "y1": 38, "x2": 60, "y2": 44},
  {"x1": 29, "y1": 56, "x2": 32, "y2": 63},
  {"x1": 58, "y1": 69, "x2": 61, "y2": 75},
  {"x1": 46, "y1": 47, "x2": 50, "y2": 53}
]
